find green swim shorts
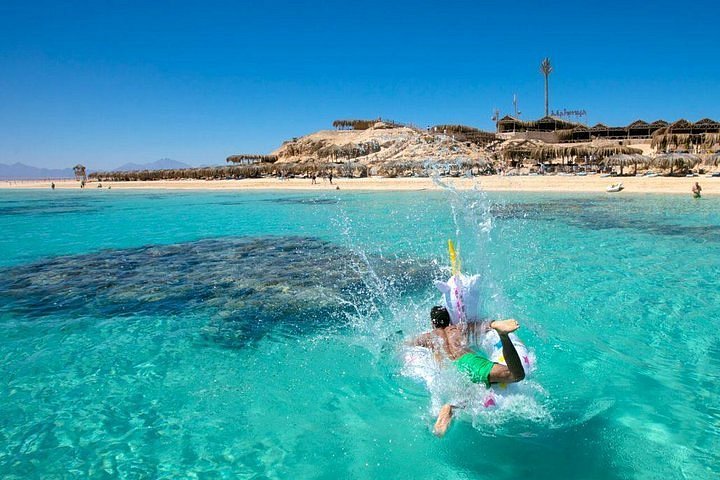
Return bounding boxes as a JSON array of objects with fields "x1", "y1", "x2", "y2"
[{"x1": 454, "y1": 352, "x2": 494, "y2": 387}]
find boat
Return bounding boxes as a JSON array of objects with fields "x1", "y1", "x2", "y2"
[{"x1": 606, "y1": 183, "x2": 624, "y2": 193}]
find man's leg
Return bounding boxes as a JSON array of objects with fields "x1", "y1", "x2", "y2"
[
  {"x1": 488, "y1": 319, "x2": 526, "y2": 383},
  {"x1": 433, "y1": 404, "x2": 454, "y2": 437}
]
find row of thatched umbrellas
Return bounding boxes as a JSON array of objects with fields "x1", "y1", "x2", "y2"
[
  {"x1": 602, "y1": 152, "x2": 720, "y2": 174},
  {"x1": 498, "y1": 141, "x2": 719, "y2": 174}
]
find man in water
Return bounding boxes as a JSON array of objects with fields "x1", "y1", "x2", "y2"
[
  {"x1": 692, "y1": 182, "x2": 702, "y2": 198},
  {"x1": 410, "y1": 306, "x2": 526, "y2": 436}
]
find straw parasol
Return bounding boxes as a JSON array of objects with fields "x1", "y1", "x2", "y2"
[
  {"x1": 497, "y1": 139, "x2": 544, "y2": 163},
  {"x1": 604, "y1": 153, "x2": 652, "y2": 175},
  {"x1": 530, "y1": 144, "x2": 642, "y2": 164},
  {"x1": 652, "y1": 153, "x2": 701, "y2": 174},
  {"x1": 701, "y1": 152, "x2": 720, "y2": 168},
  {"x1": 73, "y1": 164, "x2": 87, "y2": 181}
]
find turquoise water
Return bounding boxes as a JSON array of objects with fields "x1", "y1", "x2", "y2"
[{"x1": 1, "y1": 187, "x2": 719, "y2": 479}]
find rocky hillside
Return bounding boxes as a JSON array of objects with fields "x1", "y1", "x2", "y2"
[{"x1": 273, "y1": 123, "x2": 492, "y2": 165}]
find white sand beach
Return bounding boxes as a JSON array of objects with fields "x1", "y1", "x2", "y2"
[{"x1": 2, "y1": 175, "x2": 717, "y2": 195}]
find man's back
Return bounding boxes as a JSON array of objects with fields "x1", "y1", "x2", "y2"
[{"x1": 430, "y1": 325, "x2": 472, "y2": 360}]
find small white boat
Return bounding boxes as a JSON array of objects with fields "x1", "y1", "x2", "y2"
[{"x1": 606, "y1": 183, "x2": 624, "y2": 193}]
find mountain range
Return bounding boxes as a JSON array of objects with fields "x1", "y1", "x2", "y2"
[
  {"x1": 0, "y1": 163, "x2": 75, "y2": 180},
  {"x1": 111, "y1": 158, "x2": 191, "y2": 172},
  {"x1": 0, "y1": 159, "x2": 193, "y2": 179}
]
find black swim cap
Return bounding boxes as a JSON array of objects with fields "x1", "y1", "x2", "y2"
[{"x1": 430, "y1": 306, "x2": 450, "y2": 328}]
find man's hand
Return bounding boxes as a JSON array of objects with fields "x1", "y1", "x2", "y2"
[{"x1": 490, "y1": 319, "x2": 520, "y2": 335}]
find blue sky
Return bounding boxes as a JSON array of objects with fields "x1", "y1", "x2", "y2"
[{"x1": 1, "y1": 0, "x2": 718, "y2": 170}]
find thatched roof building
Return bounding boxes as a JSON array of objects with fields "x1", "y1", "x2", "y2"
[
  {"x1": 499, "y1": 116, "x2": 720, "y2": 143},
  {"x1": 651, "y1": 119, "x2": 720, "y2": 153},
  {"x1": 497, "y1": 115, "x2": 582, "y2": 133},
  {"x1": 431, "y1": 124, "x2": 496, "y2": 146},
  {"x1": 226, "y1": 154, "x2": 278, "y2": 165},
  {"x1": 332, "y1": 119, "x2": 405, "y2": 130}
]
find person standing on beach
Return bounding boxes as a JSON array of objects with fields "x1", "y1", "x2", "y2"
[
  {"x1": 51, "y1": 182, "x2": 55, "y2": 190},
  {"x1": 329, "y1": 172, "x2": 333, "y2": 184},
  {"x1": 692, "y1": 182, "x2": 702, "y2": 198},
  {"x1": 409, "y1": 306, "x2": 526, "y2": 436}
]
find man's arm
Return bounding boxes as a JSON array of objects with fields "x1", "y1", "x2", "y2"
[
  {"x1": 487, "y1": 319, "x2": 526, "y2": 384},
  {"x1": 407, "y1": 331, "x2": 435, "y2": 349}
]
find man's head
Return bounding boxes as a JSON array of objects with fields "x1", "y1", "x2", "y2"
[{"x1": 430, "y1": 306, "x2": 450, "y2": 329}]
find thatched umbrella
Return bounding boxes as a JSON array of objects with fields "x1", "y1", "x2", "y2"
[
  {"x1": 652, "y1": 153, "x2": 701, "y2": 175},
  {"x1": 701, "y1": 152, "x2": 720, "y2": 168},
  {"x1": 604, "y1": 153, "x2": 652, "y2": 175},
  {"x1": 531, "y1": 144, "x2": 642, "y2": 165},
  {"x1": 593, "y1": 145, "x2": 643, "y2": 157},
  {"x1": 376, "y1": 160, "x2": 418, "y2": 177},
  {"x1": 337, "y1": 161, "x2": 368, "y2": 178},
  {"x1": 497, "y1": 139, "x2": 543, "y2": 164},
  {"x1": 73, "y1": 164, "x2": 87, "y2": 181}
]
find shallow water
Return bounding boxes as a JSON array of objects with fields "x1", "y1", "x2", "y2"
[{"x1": 1, "y1": 188, "x2": 719, "y2": 479}]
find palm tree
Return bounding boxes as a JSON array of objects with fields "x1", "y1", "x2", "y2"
[{"x1": 540, "y1": 58, "x2": 553, "y2": 117}]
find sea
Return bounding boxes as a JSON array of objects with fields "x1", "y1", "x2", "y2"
[{"x1": 1, "y1": 186, "x2": 719, "y2": 479}]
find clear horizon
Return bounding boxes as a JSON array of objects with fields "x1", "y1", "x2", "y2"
[{"x1": 1, "y1": 0, "x2": 719, "y2": 170}]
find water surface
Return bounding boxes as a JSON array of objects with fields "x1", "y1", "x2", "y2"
[{"x1": 1, "y1": 188, "x2": 719, "y2": 479}]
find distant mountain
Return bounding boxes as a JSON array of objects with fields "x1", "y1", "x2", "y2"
[
  {"x1": 112, "y1": 158, "x2": 191, "y2": 172},
  {"x1": 0, "y1": 162, "x2": 75, "y2": 180}
]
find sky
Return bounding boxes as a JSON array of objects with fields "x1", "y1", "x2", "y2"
[{"x1": 1, "y1": 0, "x2": 719, "y2": 170}]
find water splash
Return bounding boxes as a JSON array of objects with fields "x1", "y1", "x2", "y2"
[{"x1": 329, "y1": 179, "x2": 552, "y2": 433}]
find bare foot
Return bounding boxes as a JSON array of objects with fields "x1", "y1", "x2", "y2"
[
  {"x1": 490, "y1": 319, "x2": 520, "y2": 335},
  {"x1": 433, "y1": 404, "x2": 454, "y2": 437}
]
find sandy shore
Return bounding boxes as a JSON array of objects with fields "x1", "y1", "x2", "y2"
[{"x1": 1, "y1": 175, "x2": 718, "y2": 195}]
